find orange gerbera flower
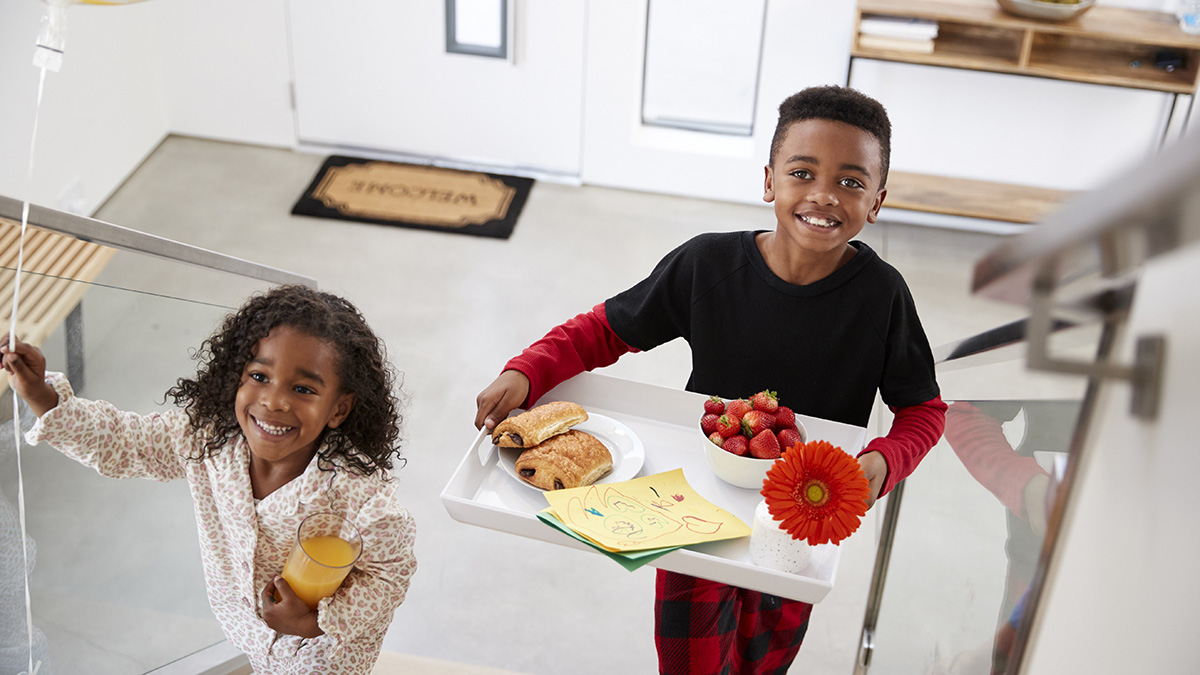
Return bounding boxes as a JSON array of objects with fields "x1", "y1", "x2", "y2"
[{"x1": 760, "y1": 439, "x2": 871, "y2": 546}]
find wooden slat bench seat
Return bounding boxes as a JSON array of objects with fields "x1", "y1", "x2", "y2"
[{"x1": 1, "y1": 217, "x2": 115, "y2": 396}]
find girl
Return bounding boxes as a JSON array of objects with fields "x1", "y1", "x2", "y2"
[{"x1": 2, "y1": 285, "x2": 416, "y2": 675}]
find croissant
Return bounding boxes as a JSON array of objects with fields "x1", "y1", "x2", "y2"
[
  {"x1": 492, "y1": 401, "x2": 588, "y2": 449},
  {"x1": 514, "y1": 430, "x2": 613, "y2": 490}
]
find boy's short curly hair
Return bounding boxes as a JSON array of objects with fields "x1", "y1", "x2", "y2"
[
  {"x1": 769, "y1": 85, "x2": 892, "y2": 188},
  {"x1": 167, "y1": 285, "x2": 403, "y2": 476}
]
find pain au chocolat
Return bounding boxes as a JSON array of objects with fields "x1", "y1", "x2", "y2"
[
  {"x1": 514, "y1": 430, "x2": 613, "y2": 490},
  {"x1": 492, "y1": 401, "x2": 588, "y2": 449}
]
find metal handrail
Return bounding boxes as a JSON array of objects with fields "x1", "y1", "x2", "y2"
[
  {"x1": 972, "y1": 129, "x2": 1200, "y2": 305},
  {"x1": 968, "y1": 111, "x2": 1198, "y2": 675},
  {"x1": 933, "y1": 317, "x2": 1074, "y2": 367},
  {"x1": 854, "y1": 315, "x2": 1077, "y2": 672},
  {"x1": 0, "y1": 194, "x2": 315, "y2": 287},
  {"x1": 856, "y1": 128, "x2": 1199, "y2": 674},
  {"x1": 852, "y1": 480, "x2": 904, "y2": 674}
]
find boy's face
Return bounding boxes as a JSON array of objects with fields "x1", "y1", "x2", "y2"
[
  {"x1": 235, "y1": 325, "x2": 355, "y2": 468},
  {"x1": 763, "y1": 118, "x2": 886, "y2": 258}
]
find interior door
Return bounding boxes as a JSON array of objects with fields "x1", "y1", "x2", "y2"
[
  {"x1": 581, "y1": 0, "x2": 857, "y2": 206},
  {"x1": 287, "y1": 0, "x2": 586, "y2": 176}
]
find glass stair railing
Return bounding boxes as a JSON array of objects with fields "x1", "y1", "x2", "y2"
[
  {"x1": 1, "y1": 195, "x2": 311, "y2": 675},
  {"x1": 853, "y1": 123, "x2": 1200, "y2": 674}
]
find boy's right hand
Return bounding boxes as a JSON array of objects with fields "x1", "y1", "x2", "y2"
[
  {"x1": 474, "y1": 370, "x2": 531, "y2": 431},
  {"x1": 0, "y1": 334, "x2": 60, "y2": 417}
]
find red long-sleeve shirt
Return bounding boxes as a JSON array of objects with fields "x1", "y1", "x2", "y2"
[
  {"x1": 503, "y1": 303, "x2": 946, "y2": 498},
  {"x1": 943, "y1": 401, "x2": 1048, "y2": 517}
]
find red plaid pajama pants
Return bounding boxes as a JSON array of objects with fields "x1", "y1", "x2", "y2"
[{"x1": 654, "y1": 570, "x2": 812, "y2": 675}]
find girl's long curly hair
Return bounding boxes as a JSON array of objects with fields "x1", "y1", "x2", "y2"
[{"x1": 166, "y1": 285, "x2": 404, "y2": 475}]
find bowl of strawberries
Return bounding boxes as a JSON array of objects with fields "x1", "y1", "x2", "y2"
[{"x1": 699, "y1": 390, "x2": 807, "y2": 489}]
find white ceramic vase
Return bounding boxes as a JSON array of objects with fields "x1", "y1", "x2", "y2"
[{"x1": 749, "y1": 499, "x2": 813, "y2": 573}]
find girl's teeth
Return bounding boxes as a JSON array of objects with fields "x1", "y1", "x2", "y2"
[{"x1": 256, "y1": 418, "x2": 292, "y2": 435}]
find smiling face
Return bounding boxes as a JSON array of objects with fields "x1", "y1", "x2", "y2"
[
  {"x1": 234, "y1": 325, "x2": 355, "y2": 470},
  {"x1": 764, "y1": 118, "x2": 886, "y2": 265}
]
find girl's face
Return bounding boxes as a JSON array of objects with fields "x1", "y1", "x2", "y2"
[{"x1": 235, "y1": 325, "x2": 354, "y2": 467}]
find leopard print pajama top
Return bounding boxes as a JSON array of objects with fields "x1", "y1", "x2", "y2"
[{"x1": 26, "y1": 374, "x2": 417, "y2": 675}]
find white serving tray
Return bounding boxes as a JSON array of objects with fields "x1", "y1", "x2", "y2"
[{"x1": 440, "y1": 372, "x2": 867, "y2": 603}]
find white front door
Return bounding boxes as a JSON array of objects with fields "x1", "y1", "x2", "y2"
[
  {"x1": 581, "y1": 0, "x2": 857, "y2": 206},
  {"x1": 287, "y1": 0, "x2": 586, "y2": 176}
]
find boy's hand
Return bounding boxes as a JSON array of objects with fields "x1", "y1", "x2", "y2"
[
  {"x1": 0, "y1": 334, "x2": 59, "y2": 417},
  {"x1": 858, "y1": 451, "x2": 888, "y2": 510},
  {"x1": 1022, "y1": 472, "x2": 1052, "y2": 536},
  {"x1": 261, "y1": 576, "x2": 323, "y2": 638},
  {"x1": 474, "y1": 370, "x2": 530, "y2": 431}
]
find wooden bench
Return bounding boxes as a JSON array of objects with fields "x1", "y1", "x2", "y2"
[{"x1": 1, "y1": 217, "x2": 115, "y2": 396}]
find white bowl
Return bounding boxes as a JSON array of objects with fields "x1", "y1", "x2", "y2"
[
  {"x1": 701, "y1": 421, "x2": 808, "y2": 489},
  {"x1": 996, "y1": 0, "x2": 1096, "y2": 22}
]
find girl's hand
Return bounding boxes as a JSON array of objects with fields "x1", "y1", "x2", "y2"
[
  {"x1": 261, "y1": 576, "x2": 324, "y2": 638},
  {"x1": 0, "y1": 334, "x2": 59, "y2": 417}
]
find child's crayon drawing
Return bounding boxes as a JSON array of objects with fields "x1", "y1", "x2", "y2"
[{"x1": 543, "y1": 468, "x2": 751, "y2": 552}]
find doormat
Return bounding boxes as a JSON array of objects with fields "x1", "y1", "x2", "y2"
[{"x1": 291, "y1": 155, "x2": 534, "y2": 239}]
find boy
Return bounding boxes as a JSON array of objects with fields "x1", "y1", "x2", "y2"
[{"x1": 474, "y1": 85, "x2": 946, "y2": 675}]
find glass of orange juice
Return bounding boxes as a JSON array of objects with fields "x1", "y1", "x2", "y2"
[{"x1": 281, "y1": 513, "x2": 363, "y2": 610}]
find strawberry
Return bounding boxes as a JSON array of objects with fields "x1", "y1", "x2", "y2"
[
  {"x1": 772, "y1": 406, "x2": 796, "y2": 431},
  {"x1": 708, "y1": 431, "x2": 725, "y2": 448},
  {"x1": 703, "y1": 395, "x2": 726, "y2": 415},
  {"x1": 750, "y1": 390, "x2": 779, "y2": 413},
  {"x1": 726, "y1": 398, "x2": 753, "y2": 419},
  {"x1": 777, "y1": 428, "x2": 804, "y2": 452},
  {"x1": 715, "y1": 414, "x2": 741, "y2": 438},
  {"x1": 723, "y1": 434, "x2": 749, "y2": 456},
  {"x1": 700, "y1": 413, "x2": 720, "y2": 435},
  {"x1": 749, "y1": 429, "x2": 781, "y2": 460},
  {"x1": 740, "y1": 410, "x2": 776, "y2": 437}
]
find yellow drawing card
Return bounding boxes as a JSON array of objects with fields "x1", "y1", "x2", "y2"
[{"x1": 542, "y1": 468, "x2": 751, "y2": 552}]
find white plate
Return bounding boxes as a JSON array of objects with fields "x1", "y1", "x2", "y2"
[{"x1": 494, "y1": 413, "x2": 646, "y2": 491}]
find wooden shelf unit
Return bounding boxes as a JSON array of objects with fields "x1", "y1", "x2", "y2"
[
  {"x1": 854, "y1": 0, "x2": 1200, "y2": 94},
  {"x1": 851, "y1": 0, "x2": 1200, "y2": 224}
]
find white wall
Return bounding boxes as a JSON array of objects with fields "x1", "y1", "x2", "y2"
[
  {"x1": 1024, "y1": 240, "x2": 1200, "y2": 674},
  {"x1": 0, "y1": 0, "x2": 168, "y2": 214},
  {"x1": 849, "y1": 62, "x2": 1173, "y2": 192},
  {"x1": 0, "y1": 0, "x2": 293, "y2": 217},
  {"x1": 152, "y1": 0, "x2": 294, "y2": 148},
  {"x1": 1, "y1": 0, "x2": 1189, "y2": 217}
]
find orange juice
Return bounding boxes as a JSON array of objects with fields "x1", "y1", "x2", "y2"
[{"x1": 281, "y1": 535, "x2": 359, "y2": 610}]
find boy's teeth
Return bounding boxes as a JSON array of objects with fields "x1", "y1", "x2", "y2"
[
  {"x1": 256, "y1": 418, "x2": 292, "y2": 435},
  {"x1": 802, "y1": 215, "x2": 838, "y2": 228}
]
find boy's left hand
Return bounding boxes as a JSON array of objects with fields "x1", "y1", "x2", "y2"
[
  {"x1": 261, "y1": 576, "x2": 324, "y2": 638},
  {"x1": 858, "y1": 451, "x2": 887, "y2": 510}
]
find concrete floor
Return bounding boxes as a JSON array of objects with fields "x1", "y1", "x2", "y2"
[{"x1": 1, "y1": 135, "x2": 1088, "y2": 674}]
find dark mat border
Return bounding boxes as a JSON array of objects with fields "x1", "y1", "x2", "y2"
[{"x1": 291, "y1": 155, "x2": 533, "y2": 240}]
